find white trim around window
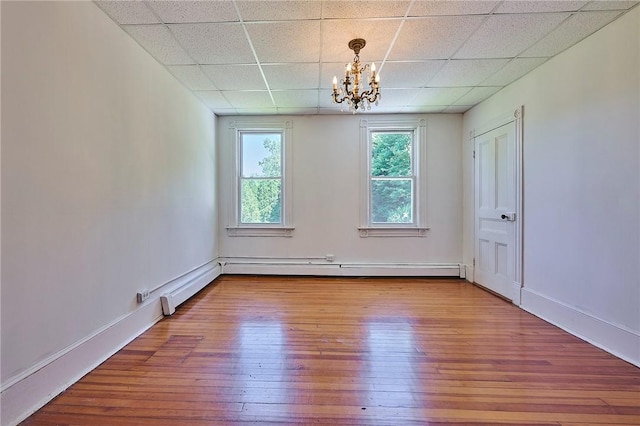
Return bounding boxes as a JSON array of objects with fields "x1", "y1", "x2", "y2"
[
  {"x1": 227, "y1": 120, "x2": 294, "y2": 237},
  {"x1": 359, "y1": 118, "x2": 429, "y2": 237}
]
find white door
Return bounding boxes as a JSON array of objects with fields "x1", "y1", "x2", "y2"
[{"x1": 474, "y1": 122, "x2": 517, "y2": 301}]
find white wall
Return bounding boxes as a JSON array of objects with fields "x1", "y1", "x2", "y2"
[
  {"x1": 1, "y1": 2, "x2": 217, "y2": 424},
  {"x1": 217, "y1": 114, "x2": 462, "y2": 272},
  {"x1": 463, "y1": 7, "x2": 640, "y2": 365}
]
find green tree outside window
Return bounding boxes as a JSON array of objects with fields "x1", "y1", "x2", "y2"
[
  {"x1": 370, "y1": 132, "x2": 414, "y2": 223},
  {"x1": 240, "y1": 134, "x2": 282, "y2": 224}
]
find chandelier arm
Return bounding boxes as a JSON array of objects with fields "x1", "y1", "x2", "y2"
[
  {"x1": 359, "y1": 88, "x2": 376, "y2": 99},
  {"x1": 362, "y1": 90, "x2": 380, "y2": 102}
]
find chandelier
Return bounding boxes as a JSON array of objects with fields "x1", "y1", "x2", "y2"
[{"x1": 331, "y1": 38, "x2": 381, "y2": 113}]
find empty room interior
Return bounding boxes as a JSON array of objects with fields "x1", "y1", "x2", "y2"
[{"x1": 1, "y1": 0, "x2": 639, "y2": 425}]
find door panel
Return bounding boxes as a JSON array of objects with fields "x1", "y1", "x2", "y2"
[{"x1": 474, "y1": 123, "x2": 516, "y2": 300}]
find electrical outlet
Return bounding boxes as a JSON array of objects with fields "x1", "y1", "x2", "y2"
[
  {"x1": 325, "y1": 254, "x2": 335, "y2": 262},
  {"x1": 136, "y1": 289, "x2": 150, "y2": 303}
]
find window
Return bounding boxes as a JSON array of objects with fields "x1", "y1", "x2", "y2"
[
  {"x1": 359, "y1": 119, "x2": 428, "y2": 237},
  {"x1": 370, "y1": 131, "x2": 414, "y2": 224},
  {"x1": 228, "y1": 121, "x2": 293, "y2": 237},
  {"x1": 240, "y1": 131, "x2": 282, "y2": 224}
]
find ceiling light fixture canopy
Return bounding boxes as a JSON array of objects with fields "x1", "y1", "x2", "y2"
[{"x1": 331, "y1": 38, "x2": 380, "y2": 113}]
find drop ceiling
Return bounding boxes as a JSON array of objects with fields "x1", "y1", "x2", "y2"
[{"x1": 95, "y1": 0, "x2": 638, "y2": 115}]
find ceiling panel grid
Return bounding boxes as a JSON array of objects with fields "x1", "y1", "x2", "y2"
[{"x1": 95, "y1": 0, "x2": 638, "y2": 115}]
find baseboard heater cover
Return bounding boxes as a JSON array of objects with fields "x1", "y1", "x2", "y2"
[
  {"x1": 221, "y1": 261, "x2": 461, "y2": 277},
  {"x1": 161, "y1": 263, "x2": 221, "y2": 316},
  {"x1": 160, "y1": 294, "x2": 177, "y2": 316}
]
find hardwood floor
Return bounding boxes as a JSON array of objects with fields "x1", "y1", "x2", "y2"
[{"x1": 23, "y1": 276, "x2": 640, "y2": 425}]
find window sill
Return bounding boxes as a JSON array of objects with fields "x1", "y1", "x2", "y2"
[
  {"x1": 358, "y1": 227, "x2": 429, "y2": 238},
  {"x1": 227, "y1": 226, "x2": 294, "y2": 237}
]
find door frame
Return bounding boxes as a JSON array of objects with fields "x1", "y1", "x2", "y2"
[{"x1": 471, "y1": 106, "x2": 524, "y2": 305}]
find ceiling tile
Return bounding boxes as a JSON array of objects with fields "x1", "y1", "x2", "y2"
[
  {"x1": 409, "y1": 1, "x2": 499, "y2": 16},
  {"x1": 262, "y1": 63, "x2": 320, "y2": 90},
  {"x1": 169, "y1": 23, "x2": 254, "y2": 64},
  {"x1": 453, "y1": 86, "x2": 502, "y2": 105},
  {"x1": 234, "y1": 107, "x2": 279, "y2": 115},
  {"x1": 443, "y1": 105, "x2": 473, "y2": 113},
  {"x1": 167, "y1": 65, "x2": 217, "y2": 90},
  {"x1": 201, "y1": 64, "x2": 265, "y2": 90},
  {"x1": 322, "y1": 1, "x2": 411, "y2": 18},
  {"x1": 481, "y1": 57, "x2": 548, "y2": 86},
  {"x1": 321, "y1": 19, "x2": 399, "y2": 63},
  {"x1": 379, "y1": 61, "x2": 446, "y2": 88},
  {"x1": 410, "y1": 87, "x2": 472, "y2": 106},
  {"x1": 370, "y1": 107, "x2": 414, "y2": 113},
  {"x1": 246, "y1": 21, "x2": 321, "y2": 63},
  {"x1": 494, "y1": 1, "x2": 588, "y2": 13},
  {"x1": 147, "y1": 1, "x2": 238, "y2": 23},
  {"x1": 319, "y1": 89, "x2": 346, "y2": 108},
  {"x1": 320, "y1": 63, "x2": 345, "y2": 90},
  {"x1": 236, "y1": 1, "x2": 321, "y2": 21},
  {"x1": 123, "y1": 24, "x2": 194, "y2": 64},
  {"x1": 95, "y1": 1, "x2": 160, "y2": 24},
  {"x1": 578, "y1": 0, "x2": 638, "y2": 10},
  {"x1": 520, "y1": 10, "x2": 622, "y2": 57},
  {"x1": 372, "y1": 88, "x2": 416, "y2": 107},
  {"x1": 403, "y1": 105, "x2": 447, "y2": 113},
  {"x1": 194, "y1": 90, "x2": 232, "y2": 109},
  {"x1": 277, "y1": 107, "x2": 320, "y2": 115},
  {"x1": 428, "y1": 59, "x2": 509, "y2": 87},
  {"x1": 272, "y1": 90, "x2": 319, "y2": 108},
  {"x1": 388, "y1": 15, "x2": 486, "y2": 60},
  {"x1": 223, "y1": 91, "x2": 275, "y2": 109},
  {"x1": 454, "y1": 13, "x2": 570, "y2": 59}
]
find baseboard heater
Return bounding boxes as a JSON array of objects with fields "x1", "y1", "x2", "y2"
[
  {"x1": 160, "y1": 262, "x2": 221, "y2": 316},
  {"x1": 220, "y1": 260, "x2": 462, "y2": 277}
]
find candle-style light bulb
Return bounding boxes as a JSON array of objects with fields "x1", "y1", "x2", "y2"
[
  {"x1": 371, "y1": 62, "x2": 376, "y2": 74},
  {"x1": 332, "y1": 76, "x2": 338, "y2": 90},
  {"x1": 345, "y1": 63, "x2": 351, "y2": 77},
  {"x1": 375, "y1": 73, "x2": 380, "y2": 83}
]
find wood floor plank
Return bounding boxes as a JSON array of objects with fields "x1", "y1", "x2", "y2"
[{"x1": 22, "y1": 276, "x2": 640, "y2": 425}]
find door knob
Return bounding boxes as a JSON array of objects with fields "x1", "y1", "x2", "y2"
[{"x1": 501, "y1": 214, "x2": 508, "y2": 219}]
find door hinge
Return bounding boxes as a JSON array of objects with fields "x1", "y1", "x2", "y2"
[
  {"x1": 472, "y1": 257, "x2": 476, "y2": 267},
  {"x1": 473, "y1": 150, "x2": 476, "y2": 159}
]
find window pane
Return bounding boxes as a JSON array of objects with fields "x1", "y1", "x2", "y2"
[
  {"x1": 371, "y1": 179, "x2": 413, "y2": 223},
  {"x1": 241, "y1": 133, "x2": 281, "y2": 178},
  {"x1": 371, "y1": 132, "x2": 412, "y2": 177},
  {"x1": 241, "y1": 179, "x2": 282, "y2": 223}
]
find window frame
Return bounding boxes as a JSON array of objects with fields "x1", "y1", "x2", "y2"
[
  {"x1": 238, "y1": 130, "x2": 283, "y2": 225},
  {"x1": 227, "y1": 120, "x2": 293, "y2": 237},
  {"x1": 359, "y1": 118, "x2": 429, "y2": 237}
]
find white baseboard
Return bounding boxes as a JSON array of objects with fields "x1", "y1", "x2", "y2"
[
  {"x1": 0, "y1": 260, "x2": 221, "y2": 426},
  {"x1": 521, "y1": 287, "x2": 640, "y2": 368},
  {"x1": 0, "y1": 299, "x2": 163, "y2": 426},
  {"x1": 464, "y1": 264, "x2": 474, "y2": 283},
  {"x1": 221, "y1": 260, "x2": 461, "y2": 277},
  {"x1": 511, "y1": 281, "x2": 522, "y2": 306}
]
